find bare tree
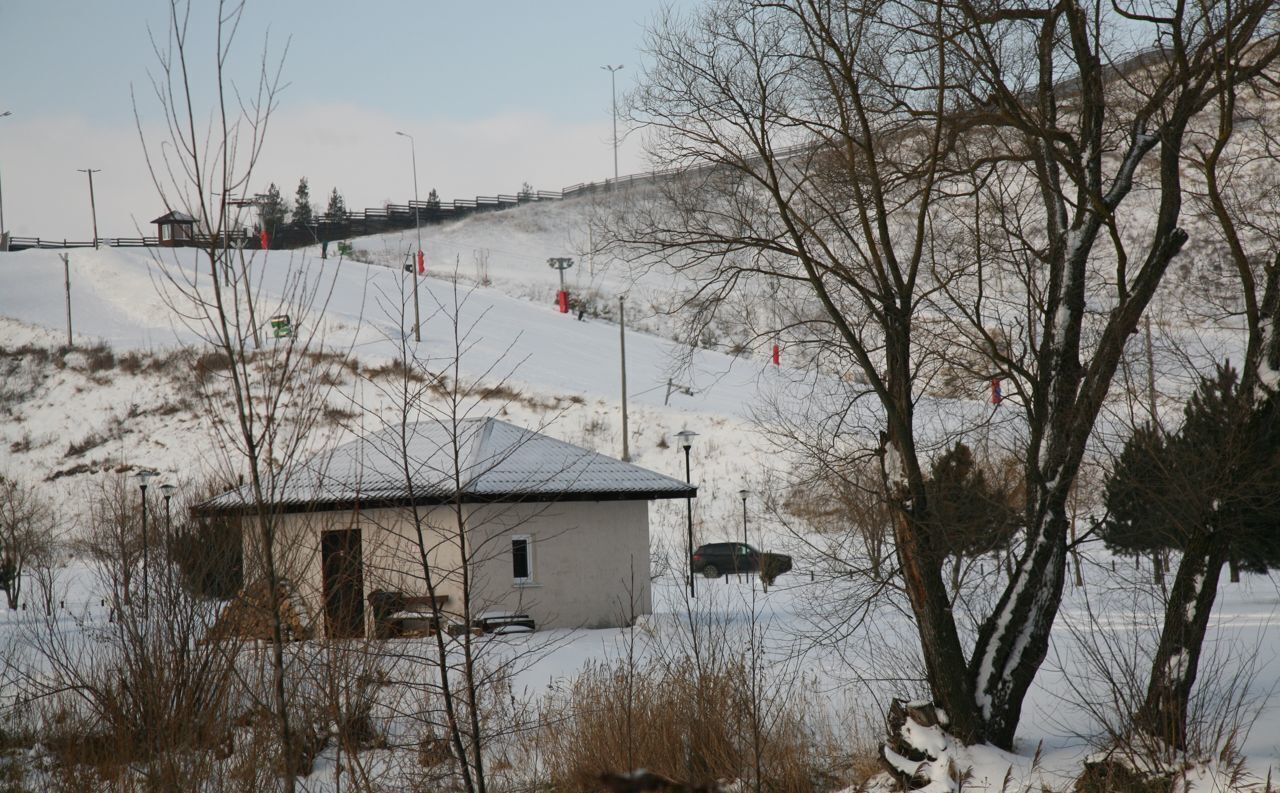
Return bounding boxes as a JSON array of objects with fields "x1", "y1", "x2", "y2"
[
  {"x1": 0, "y1": 474, "x2": 56, "y2": 611},
  {"x1": 134, "y1": 1, "x2": 347, "y2": 787},
  {"x1": 610, "y1": 0, "x2": 1280, "y2": 750}
]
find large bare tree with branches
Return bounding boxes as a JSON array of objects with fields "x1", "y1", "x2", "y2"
[{"x1": 607, "y1": 0, "x2": 1280, "y2": 751}]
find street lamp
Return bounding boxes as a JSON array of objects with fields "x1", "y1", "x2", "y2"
[
  {"x1": 395, "y1": 131, "x2": 423, "y2": 343},
  {"x1": 674, "y1": 429, "x2": 699, "y2": 598},
  {"x1": 738, "y1": 488, "x2": 750, "y2": 582},
  {"x1": 601, "y1": 65, "x2": 624, "y2": 182},
  {"x1": 136, "y1": 470, "x2": 157, "y2": 615},
  {"x1": 160, "y1": 483, "x2": 176, "y2": 537},
  {"x1": 161, "y1": 483, "x2": 176, "y2": 592}
]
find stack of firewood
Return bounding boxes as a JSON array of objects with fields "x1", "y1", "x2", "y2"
[{"x1": 206, "y1": 578, "x2": 314, "y2": 642}]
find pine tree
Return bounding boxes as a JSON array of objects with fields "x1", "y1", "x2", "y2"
[
  {"x1": 426, "y1": 188, "x2": 440, "y2": 210},
  {"x1": 1102, "y1": 364, "x2": 1280, "y2": 749},
  {"x1": 258, "y1": 183, "x2": 288, "y2": 233},
  {"x1": 293, "y1": 177, "x2": 313, "y2": 227},
  {"x1": 1102, "y1": 365, "x2": 1280, "y2": 569},
  {"x1": 922, "y1": 442, "x2": 1020, "y2": 561},
  {"x1": 325, "y1": 187, "x2": 347, "y2": 220}
]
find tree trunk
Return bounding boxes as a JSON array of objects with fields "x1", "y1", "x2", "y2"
[
  {"x1": 968, "y1": 496, "x2": 1070, "y2": 749},
  {"x1": 893, "y1": 503, "x2": 982, "y2": 743},
  {"x1": 1134, "y1": 530, "x2": 1228, "y2": 750}
]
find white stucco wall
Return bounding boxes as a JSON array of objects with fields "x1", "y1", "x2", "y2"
[{"x1": 243, "y1": 498, "x2": 652, "y2": 634}]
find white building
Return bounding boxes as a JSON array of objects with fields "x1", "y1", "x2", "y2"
[{"x1": 200, "y1": 417, "x2": 695, "y2": 636}]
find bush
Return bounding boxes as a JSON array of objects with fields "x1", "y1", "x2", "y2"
[
  {"x1": 538, "y1": 656, "x2": 847, "y2": 792},
  {"x1": 172, "y1": 514, "x2": 243, "y2": 599}
]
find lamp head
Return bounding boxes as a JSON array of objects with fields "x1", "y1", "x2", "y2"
[
  {"x1": 136, "y1": 470, "x2": 157, "y2": 489},
  {"x1": 738, "y1": 488, "x2": 749, "y2": 500},
  {"x1": 674, "y1": 429, "x2": 699, "y2": 450},
  {"x1": 160, "y1": 483, "x2": 176, "y2": 497}
]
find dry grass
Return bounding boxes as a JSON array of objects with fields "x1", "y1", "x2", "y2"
[{"x1": 538, "y1": 656, "x2": 858, "y2": 793}]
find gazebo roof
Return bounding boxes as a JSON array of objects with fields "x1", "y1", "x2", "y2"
[
  {"x1": 150, "y1": 210, "x2": 197, "y2": 224},
  {"x1": 197, "y1": 417, "x2": 696, "y2": 515}
]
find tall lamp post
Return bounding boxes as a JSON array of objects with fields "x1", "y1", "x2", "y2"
[
  {"x1": 601, "y1": 65, "x2": 624, "y2": 182},
  {"x1": 161, "y1": 483, "x2": 176, "y2": 591},
  {"x1": 136, "y1": 470, "x2": 157, "y2": 615},
  {"x1": 161, "y1": 483, "x2": 176, "y2": 537},
  {"x1": 0, "y1": 110, "x2": 11, "y2": 249},
  {"x1": 675, "y1": 429, "x2": 699, "y2": 598},
  {"x1": 77, "y1": 168, "x2": 102, "y2": 248},
  {"x1": 738, "y1": 488, "x2": 750, "y2": 581},
  {"x1": 395, "y1": 131, "x2": 423, "y2": 342}
]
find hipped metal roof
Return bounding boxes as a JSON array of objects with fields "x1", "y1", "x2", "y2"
[
  {"x1": 150, "y1": 210, "x2": 197, "y2": 224},
  {"x1": 197, "y1": 417, "x2": 696, "y2": 515}
]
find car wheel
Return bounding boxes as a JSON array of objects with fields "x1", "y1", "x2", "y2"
[{"x1": 702, "y1": 564, "x2": 721, "y2": 579}]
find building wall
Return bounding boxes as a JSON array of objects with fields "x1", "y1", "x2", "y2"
[
  {"x1": 242, "y1": 499, "x2": 651, "y2": 634},
  {"x1": 465, "y1": 500, "x2": 651, "y2": 630}
]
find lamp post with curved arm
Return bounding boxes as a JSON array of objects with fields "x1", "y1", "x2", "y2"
[{"x1": 395, "y1": 130, "x2": 422, "y2": 342}]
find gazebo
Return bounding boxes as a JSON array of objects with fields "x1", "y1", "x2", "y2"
[{"x1": 151, "y1": 210, "x2": 196, "y2": 247}]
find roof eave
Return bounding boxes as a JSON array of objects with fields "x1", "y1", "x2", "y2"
[{"x1": 192, "y1": 486, "x2": 698, "y2": 517}]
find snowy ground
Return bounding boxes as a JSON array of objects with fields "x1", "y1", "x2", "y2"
[{"x1": 2, "y1": 196, "x2": 1279, "y2": 790}]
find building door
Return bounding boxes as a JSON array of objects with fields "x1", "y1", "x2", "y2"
[{"x1": 321, "y1": 529, "x2": 365, "y2": 639}]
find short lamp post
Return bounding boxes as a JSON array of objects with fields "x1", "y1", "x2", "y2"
[
  {"x1": 136, "y1": 470, "x2": 157, "y2": 615},
  {"x1": 675, "y1": 429, "x2": 699, "y2": 598}
]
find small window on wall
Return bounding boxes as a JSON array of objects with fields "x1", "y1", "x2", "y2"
[{"x1": 512, "y1": 535, "x2": 533, "y2": 583}]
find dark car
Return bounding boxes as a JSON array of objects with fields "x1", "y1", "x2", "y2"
[{"x1": 691, "y1": 542, "x2": 792, "y2": 581}]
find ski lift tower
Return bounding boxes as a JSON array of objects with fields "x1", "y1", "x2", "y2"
[{"x1": 548, "y1": 257, "x2": 574, "y2": 313}]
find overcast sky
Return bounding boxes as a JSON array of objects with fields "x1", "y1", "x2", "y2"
[{"x1": 1, "y1": 1, "x2": 688, "y2": 238}]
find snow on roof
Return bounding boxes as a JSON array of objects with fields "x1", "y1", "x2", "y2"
[
  {"x1": 150, "y1": 210, "x2": 197, "y2": 224},
  {"x1": 199, "y1": 417, "x2": 695, "y2": 513}
]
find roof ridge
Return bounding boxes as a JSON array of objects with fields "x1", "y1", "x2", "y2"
[{"x1": 457, "y1": 416, "x2": 496, "y2": 492}]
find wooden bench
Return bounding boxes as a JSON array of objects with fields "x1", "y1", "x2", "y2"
[{"x1": 367, "y1": 590, "x2": 450, "y2": 638}]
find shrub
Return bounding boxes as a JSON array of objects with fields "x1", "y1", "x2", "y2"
[
  {"x1": 83, "y1": 343, "x2": 116, "y2": 374},
  {"x1": 65, "y1": 431, "x2": 109, "y2": 458},
  {"x1": 172, "y1": 514, "x2": 243, "y2": 599},
  {"x1": 538, "y1": 656, "x2": 847, "y2": 792}
]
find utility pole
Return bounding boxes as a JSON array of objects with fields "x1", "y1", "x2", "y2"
[
  {"x1": 395, "y1": 131, "x2": 422, "y2": 342},
  {"x1": 78, "y1": 168, "x2": 101, "y2": 248},
  {"x1": 601, "y1": 65, "x2": 624, "y2": 182},
  {"x1": 0, "y1": 110, "x2": 10, "y2": 250},
  {"x1": 60, "y1": 253, "x2": 72, "y2": 347},
  {"x1": 619, "y1": 296, "x2": 629, "y2": 461}
]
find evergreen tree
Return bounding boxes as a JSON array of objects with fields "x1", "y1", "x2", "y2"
[
  {"x1": 922, "y1": 442, "x2": 1021, "y2": 561},
  {"x1": 293, "y1": 177, "x2": 313, "y2": 226},
  {"x1": 1102, "y1": 365, "x2": 1280, "y2": 570},
  {"x1": 426, "y1": 188, "x2": 440, "y2": 210},
  {"x1": 257, "y1": 183, "x2": 287, "y2": 233},
  {"x1": 325, "y1": 187, "x2": 347, "y2": 220},
  {"x1": 1102, "y1": 364, "x2": 1280, "y2": 748}
]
